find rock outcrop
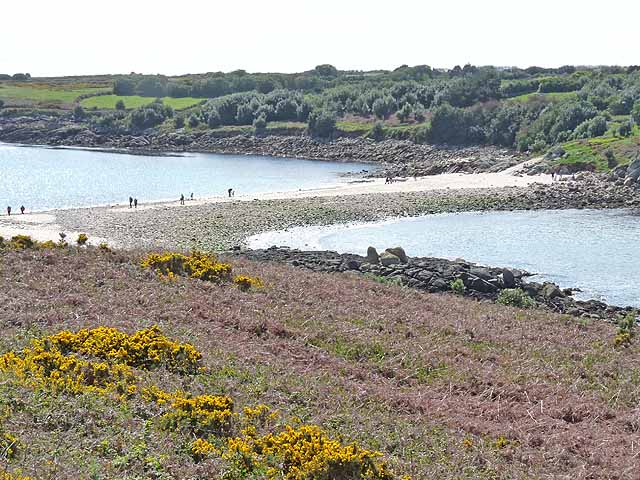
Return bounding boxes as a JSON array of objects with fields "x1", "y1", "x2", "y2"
[{"x1": 238, "y1": 246, "x2": 634, "y2": 320}]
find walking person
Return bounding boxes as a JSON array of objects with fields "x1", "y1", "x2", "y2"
[
  {"x1": 129, "y1": 196, "x2": 133, "y2": 208},
  {"x1": 134, "y1": 198, "x2": 138, "y2": 209},
  {"x1": 180, "y1": 193, "x2": 185, "y2": 205},
  {"x1": 20, "y1": 205, "x2": 25, "y2": 214},
  {"x1": 6, "y1": 206, "x2": 11, "y2": 216},
  {"x1": 228, "y1": 188, "x2": 233, "y2": 198},
  {"x1": 190, "y1": 192, "x2": 193, "y2": 200}
]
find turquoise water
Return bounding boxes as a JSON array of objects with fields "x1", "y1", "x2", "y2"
[
  {"x1": 0, "y1": 144, "x2": 372, "y2": 211},
  {"x1": 249, "y1": 209, "x2": 640, "y2": 307}
]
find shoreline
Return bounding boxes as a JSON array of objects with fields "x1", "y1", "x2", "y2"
[
  {"x1": 1, "y1": 171, "x2": 638, "y2": 314},
  {"x1": 1, "y1": 170, "x2": 637, "y2": 250}
]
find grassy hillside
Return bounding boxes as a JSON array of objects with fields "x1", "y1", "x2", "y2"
[
  {"x1": 554, "y1": 122, "x2": 640, "y2": 171},
  {"x1": 0, "y1": 241, "x2": 638, "y2": 478}
]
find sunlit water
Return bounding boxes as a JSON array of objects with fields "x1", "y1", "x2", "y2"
[
  {"x1": 0, "y1": 144, "x2": 372, "y2": 210},
  {"x1": 249, "y1": 209, "x2": 640, "y2": 307}
]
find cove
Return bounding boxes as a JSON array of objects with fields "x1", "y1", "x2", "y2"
[
  {"x1": 249, "y1": 208, "x2": 640, "y2": 308},
  {"x1": 0, "y1": 143, "x2": 372, "y2": 211}
]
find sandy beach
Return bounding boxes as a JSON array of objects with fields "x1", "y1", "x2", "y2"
[
  {"x1": 1, "y1": 169, "x2": 635, "y2": 251},
  {"x1": 0, "y1": 170, "x2": 551, "y2": 241}
]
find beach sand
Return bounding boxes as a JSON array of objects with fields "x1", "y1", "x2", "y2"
[{"x1": 0, "y1": 170, "x2": 552, "y2": 245}]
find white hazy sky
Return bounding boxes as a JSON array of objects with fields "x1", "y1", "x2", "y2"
[{"x1": 2, "y1": 0, "x2": 638, "y2": 77}]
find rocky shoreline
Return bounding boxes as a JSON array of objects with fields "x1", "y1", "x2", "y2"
[
  {"x1": 0, "y1": 115, "x2": 526, "y2": 176},
  {"x1": 237, "y1": 246, "x2": 635, "y2": 320}
]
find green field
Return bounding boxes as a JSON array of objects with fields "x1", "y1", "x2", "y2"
[
  {"x1": 81, "y1": 95, "x2": 203, "y2": 110},
  {"x1": 557, "y1": 124, "x2": 640, "y2": 171},
  {"x1": 336, "y1": 120, "x2": 373, "y2": 134},
  {"x1": 510, "y1": 91, "x2": 577, "y2": 103},
  {"x1": 0, "y1": 83, "x2": 109, "y2": 104}
]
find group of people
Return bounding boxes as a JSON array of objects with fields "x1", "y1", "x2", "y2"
[
  {"x1": 179, "y1": 193, "x2": 194, "y2": 205},
  {"x1": 384, "y1": 176, "x2": 395, "y2": 184},
  {"x1": 128, "y1": 197, "x2": 138, "y2": 209},
  {"x1": 6, "y1": 205, "x2": 26, "y2": 216}
]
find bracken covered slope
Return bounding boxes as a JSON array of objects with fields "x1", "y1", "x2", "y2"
[{"x1": 0, "y1": 246, "x2": 638, "y2": 479}]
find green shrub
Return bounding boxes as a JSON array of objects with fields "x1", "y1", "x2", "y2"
[
  {"x1": 450, "y1": 278, "x2": 465, "y2": 295},
  {"x1": 614, "y1": 312, "x2": 637, "y2": 347},
  {"x1": 497, "y1": 288, "x2": 535, "y2": 308}
]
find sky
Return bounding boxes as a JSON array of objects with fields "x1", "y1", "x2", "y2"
[{"x1": 2, "y1": 0, "x2": 639, "y2": 77}]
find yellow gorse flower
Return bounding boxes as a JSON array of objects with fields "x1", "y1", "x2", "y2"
[
  {"x1": 233, "y1": 275, "x2": 264, "y2": 291},
  {"x1": 141, "y1": 251, "x2": 233, "y2": 283},
  {"x1": 0, "y1": 326, "x2": 202, "y2": 395}
]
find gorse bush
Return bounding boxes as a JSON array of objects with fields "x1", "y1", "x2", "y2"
[
  {"x1": 0, "y1": 326, "x2": 201, "y2": 395},
  {"x1": 496, "y1": 288, "x2": 535, "y2": 308},
  {"x1": 0, "y1": 235, "x2": 66, "y2": 251},
  {"x1": 141, "y1": 251, "x2": 264, "y2": 291},
  {"x1": 141, "y1": 251, "x2": 233, "y2": 283},
  {"x1": 233, "y1": 275, "x2": 264, "y2": 291},
  {"x1": 0, "y1": 326, "x2": 404, "y2": 479},
  {"x1": 76, "y1": 233, "x2": 88, "y2": 245},
  {"x1": 614, "y1": 312, "x2": 637, "y2": 347}
]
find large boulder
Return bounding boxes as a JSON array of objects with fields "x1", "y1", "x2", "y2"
[
  {"x1": 541, "y1": 282, "x2": 564, "y2": 300},
  {"x1": 380, "y1": 251, "x2": 401, "y2": 266},
  {"x1": 365, "y1": 246, "x2": 379, "y2": 264},
  {"x1": 469, "y1": 267, "x2": 493, "y2": 281},
  {"x1": 626, "y1": 157, "x2": 640, "y2": 183},
  {"x1": 385, "y1": 246, "x2": 409, "y2": 263}
]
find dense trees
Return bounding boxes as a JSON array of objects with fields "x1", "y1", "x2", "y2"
[
  {"x1": 307, "y1": 110, "x2": 336, "y2": 138},
  {"x1": 99, "y1": 64, "x2": 640, "y2": 150}
]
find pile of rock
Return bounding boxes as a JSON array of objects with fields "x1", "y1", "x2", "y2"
[{"x1": 238, "y1": 246, "x2": 633, "y2": 320}]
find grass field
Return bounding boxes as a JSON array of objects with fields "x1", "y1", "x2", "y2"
[
  {"x1": 555, "y1": 126, "x2": 639, "y2": 171},
  {"x1": 336, "y1": 120, "x2": 373, "y2": 134},
  {"x1": 0, "y1": 83, "x2": 109, "y2": 105},
  {"x1": 510, "y1": 91, "x2": 578, "y2": 103},
  {"x1": 0, "y1": 244, "x2": 638, "y2": 478},
  {"x1": 81, "y1": 94, "x2": 203, "y2": 110}
]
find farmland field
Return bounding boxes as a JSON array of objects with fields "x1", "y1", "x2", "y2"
[
  {"x1": 81, "y1": 94, "x2": 203, "y2": 110},
  {"x1": 0, "y1": 83, "x2": 109, "y2": 105}
]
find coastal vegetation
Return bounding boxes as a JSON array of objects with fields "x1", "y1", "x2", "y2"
[
  {"x1": 2, "y1": 64, "x2": 639, "y2": 172},
  {"x1": 0, "y1": 237, "x2": 639, "y2": 478}
]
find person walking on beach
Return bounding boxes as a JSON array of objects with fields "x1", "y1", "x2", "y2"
[
  {"x1": 134, "y1": 198, "x2": 138, "y2": 209},
  {"x1": 129, "y1": 196, "x2": 133, "y2": 208},
  {"x1": 20, "y1": 205, "x2": 25, "y2": 214},
  {"x1": 228, "y1": 188, "x2": 233, "y2": 198},
  {"x1": 190, "y1": 192, "x2": 193, "y2": 200},
  {"x1": 6, "y1": 206, "x2": 11, "y2": 216},
  {"x1": 180, "y1": 194, "x2": 185, "y2": 205}
]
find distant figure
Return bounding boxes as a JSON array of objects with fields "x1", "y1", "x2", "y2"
[
  {"x1": 551, "y1": 172, "x2": 555, "y2": 181},
  {"x1": 190, "y1": 192, "x2": 194, "y2": 200},
  {"x1": 134, "y1": 198, "x2": 138, "y2": 209},
  {"x1": 6, "y1": 206, "x2": 11, "y2": 216},
  {"x1": 129, "y1": 196, "x2": 133, "y2": 208},
  {"x1": 228, "y1": 188, "x2": 233, "y2": 198},
  {"x1": 20, "y1": 205, "x2": 25, "y2": 214},
  {"x1": 180, "y1": 194, "x2": 185, "y2": 205}
]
